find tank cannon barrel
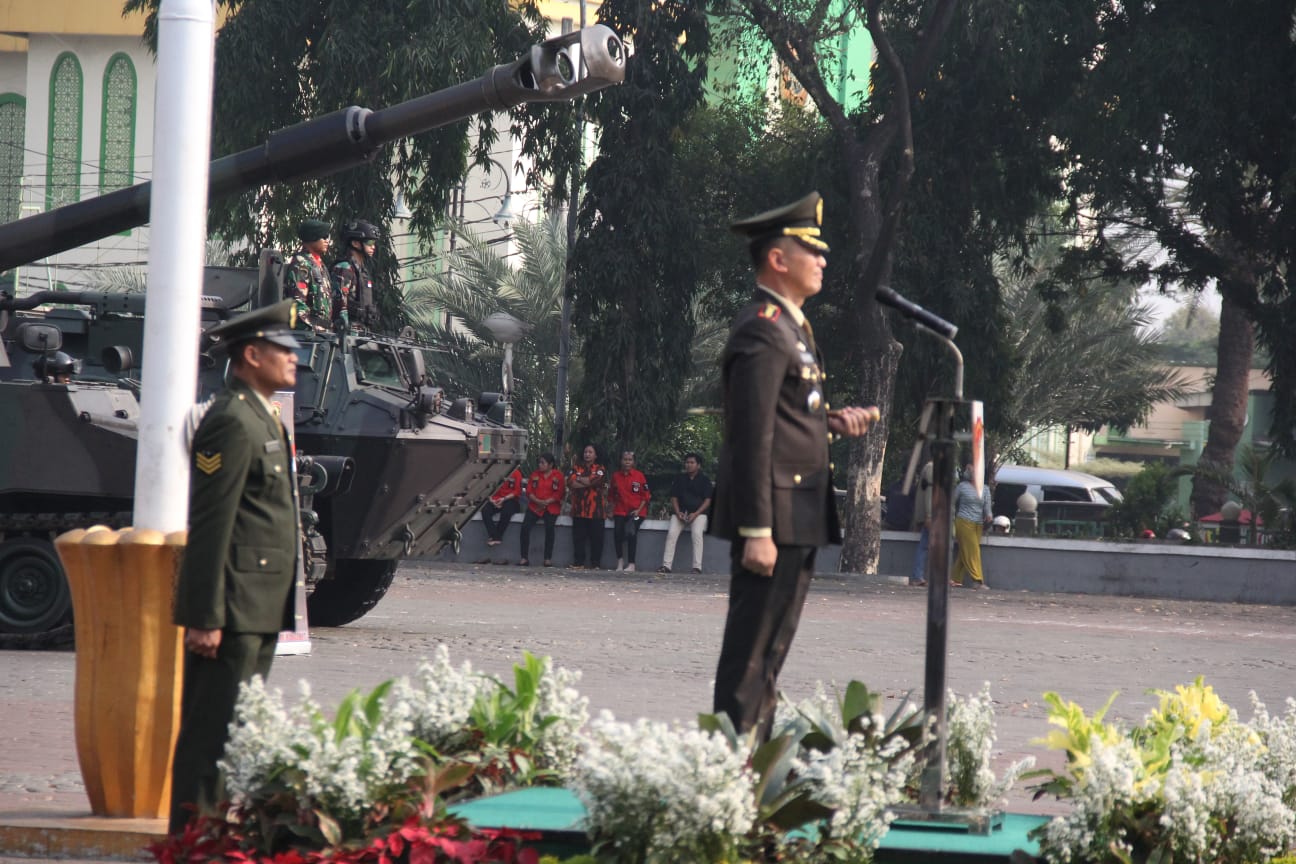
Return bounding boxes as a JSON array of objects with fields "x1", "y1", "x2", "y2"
[
  {"x1": 0, "y1": 290, "x2": 148, "y2": 315},
  {"x1": 0, "y1": 24, "x2": 626, "y2": 273}
]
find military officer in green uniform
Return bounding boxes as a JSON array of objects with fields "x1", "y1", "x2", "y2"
[
  {"x1": 710, "y1": 192, "x2": 878, "y2": 740},
  {"x1": 168, "y1": 300, "x2": 301, "y2": 832},
  {"x1": 283, "y1": 218, "x2": 333, "y2": 330}
]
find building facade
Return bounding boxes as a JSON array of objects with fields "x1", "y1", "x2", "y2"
[{"x1": 1, "y1": 3, "x2": 163, "y2": 294}]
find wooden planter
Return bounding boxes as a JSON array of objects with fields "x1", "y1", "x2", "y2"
[{"x1": 55, "y1": 527, "x2": 187, "y2": 818}]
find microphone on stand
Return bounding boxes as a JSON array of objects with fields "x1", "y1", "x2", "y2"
[{"x1": 875, "y1": 287, "x2": 958, "y2": 340}]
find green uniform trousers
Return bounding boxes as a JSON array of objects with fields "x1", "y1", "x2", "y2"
[{"x1": 168, "y1": 632, "x2": 277, "y2": 833}]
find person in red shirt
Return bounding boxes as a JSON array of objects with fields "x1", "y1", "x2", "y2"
[
  {"x1": 609, "y1": 450, "x2": 651, "y2": 572},
  {"x1": 567, "y1": 444, "x2": 607, "y2": 569},
  {"x1": 519, "y1": 454, "x2": 564, "y2": 566},
  {"x1": 480, "y1": 467, "x2": 524, "y2": 547}
]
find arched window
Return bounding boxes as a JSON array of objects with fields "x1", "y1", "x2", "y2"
[
  {"x1": 46, "y1": 51, "x2": 83, "y2": 210},
  {"x1": 99, "y1": 53, "x2": 136, "y2": 194},
  {"x1": 0, "y1": 94, "x2": 24, "y2": 223}
]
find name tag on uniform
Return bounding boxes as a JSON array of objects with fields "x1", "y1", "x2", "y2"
[{"x1": 264, "y1": 440, "x2": 283, "y2": 453}]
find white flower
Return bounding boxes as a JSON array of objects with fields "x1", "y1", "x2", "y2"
[
  {"x1": 572, "y1": 711, "x2": 755, "y2": 862},
  {"x1": 219, "y1": 676, "x2": 301, "y2": 806},
  {"x1": 531, "y1": 656, "x2": 589, "y2": 777},
  {"x1": 1038, "y1": 735, "x2": 1145, "y2": 864},
  {"x1": 794, "y1": 733, "x2": 912, "y2": 847},
  {"x1": 945, "y1": 683, "x2": 1034, "y2": 807},
  {"x1": 401, "y1": 644, "x2": 488, "y2": 754}
]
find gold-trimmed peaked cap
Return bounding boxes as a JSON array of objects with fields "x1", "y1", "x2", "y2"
[
  {"x1": 729, "y1": 191, "x2": 829, "y2": 253},
  {"x1": 206, "y1": 299, "x2": 302, "y2": 352}
]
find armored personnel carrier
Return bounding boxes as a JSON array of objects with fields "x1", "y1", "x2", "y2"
[{"x1": 0, "y1": 25, "x2": 626, "y2": 646}]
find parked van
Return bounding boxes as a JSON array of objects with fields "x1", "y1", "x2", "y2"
[{"x1": 991, "y1": 465, "x2": 1122, "y2": 521}]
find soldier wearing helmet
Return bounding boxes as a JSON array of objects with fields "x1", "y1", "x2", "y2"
[
  {"x1": 35, "y1": 350, "x2": 78, "y2": 383},
  {"x1": 331, "y1": 219, "x2": 381, "y2": 332}
]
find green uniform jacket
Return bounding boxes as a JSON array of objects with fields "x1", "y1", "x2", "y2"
[
  {"x1": 710, "y1": 290, "x2": 841, "y2": 548},
  {"x1": 175, "y1": 377, "x2": 297, "y2": 634}
]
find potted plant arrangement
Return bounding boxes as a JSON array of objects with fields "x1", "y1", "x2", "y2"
[
  {"x1": 154, "y1": 646, "x2": 1296, "y2": 864},
  {"x1": 1028, "y1": 677, "x2": 1296, "y2": 864}
]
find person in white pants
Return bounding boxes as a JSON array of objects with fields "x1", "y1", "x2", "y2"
[{"x1": 659, "y1": 453, "x2": 713, "y2": 573}]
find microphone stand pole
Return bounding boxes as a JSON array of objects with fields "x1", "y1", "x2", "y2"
[{"x1": 878, "y1": 290, "x2": 998, "y2": 834}]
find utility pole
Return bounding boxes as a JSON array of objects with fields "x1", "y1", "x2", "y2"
[{"x1": 554, "y1": 0, "x2": 586, "y2": 464}]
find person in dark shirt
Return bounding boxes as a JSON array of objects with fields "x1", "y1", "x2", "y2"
[{"x1": 658, "y1": 453, "x2": 713, "y2": 574}]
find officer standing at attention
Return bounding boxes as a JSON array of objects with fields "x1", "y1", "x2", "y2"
[
  {"x1": 331, "y1": 219, "x2": 381, "y2": 332},
  {"x1": 710, "y1": 191, "x2": 878, "y2": 740},
  {"x1": 168, "y1": 300, "x2": 301, "y2": 832},
  {"x1": 283, "y1": 218, "x2": 333, "y2": 330}
]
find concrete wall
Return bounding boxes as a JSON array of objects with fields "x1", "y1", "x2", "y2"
[{"x1": 435, "y1": 517, "x2": 1296, "y2": 606}]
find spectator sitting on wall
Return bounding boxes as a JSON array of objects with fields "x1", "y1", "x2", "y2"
[{"x1": 658, "y1": 453, "x2": 713, "y2": 574}]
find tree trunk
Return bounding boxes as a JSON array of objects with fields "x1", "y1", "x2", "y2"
[
  {"x1": 838, "y1": 141, "x2": 898, "y2": 575},
  {"x1": 1190, "y1": 290, "x2": 1254, "y2": 517},
  {"x1": 841, "y1": 339, "x2": 903, "y2": 573}
]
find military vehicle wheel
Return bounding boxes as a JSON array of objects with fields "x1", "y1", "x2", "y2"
[
  {"x1": 306, "y1": 559, "x2": 398, "y2": 626},
  {"x1": 0, "y1": 537, "x2": 72, "y2": 635}
]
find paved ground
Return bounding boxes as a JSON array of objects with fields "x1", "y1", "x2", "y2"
[{"x1": 3, "y1": 560, "x2": 1296, "y2": 860}]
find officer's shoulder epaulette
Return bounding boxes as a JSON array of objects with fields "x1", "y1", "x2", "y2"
[{"x1": 756, "y1": 302, "x2": 782, "y2": 322}]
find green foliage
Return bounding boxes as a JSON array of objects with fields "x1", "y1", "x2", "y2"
[
  {"x1": 463, "y1": 651, "x2": 566, "y2": 795},
  {"x1": 1105, "y1": 463, "x2": 1179, "y2": 539},
  {"x1": 1026, "y1": 679, "x2": 1296, "y2": 864},
  {"x1": 122, "y1": 0, "x2": 563, "y2": 333},
  {"x1": 1154, "y1": 303, "x2": 1220, "y2": 367},
  {"x1": 1176, "y1": 445, "x2": 1296, "y2": 547},
  {"x1": 404, "y1": 213, "x2": 576, "y2": 450},
  {"x1": 202, "y1": 648, "x2": 587, "y2": 858},
  {"x1": 569, "y1": 0, "x2": 714, "y2": 454},
  {"x1": 699, "y1": 682, "x2": 927, "y2": 863},
  {"x1": 1055, "y1": 0, "x2": 1296, "y2": 453},
  {"x1": 993, "y1": 220, "x2": 1187, "y2": 457},
  {"x1": 882, "y1": 0, "x2": 1103, "y2": 460}
]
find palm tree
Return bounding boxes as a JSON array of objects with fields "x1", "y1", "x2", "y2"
[
  {"x1": 403, "y1": 213, "x2": 575, "y2": 453},
  {"x1": 994, "y1": 227, "x2": 1187, "y2": 462}
]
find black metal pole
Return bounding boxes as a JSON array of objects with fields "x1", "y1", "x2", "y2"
[{"x1": 919, "y1": 398, "x2": 957, "y2": 808}]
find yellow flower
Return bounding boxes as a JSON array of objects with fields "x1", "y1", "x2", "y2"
[
  {"x1": 1036, "y1": 691, "x2": 1122, "y2": 777},
  {"x1": 1147, "y1": 676, "x2": 1230, "y2": 741}
]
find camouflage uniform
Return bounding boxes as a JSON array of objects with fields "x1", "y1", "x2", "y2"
[{"x1": 284, "y1": 248, "x2": 332, "y2": 329}]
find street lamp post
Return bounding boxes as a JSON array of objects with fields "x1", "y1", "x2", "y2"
[
  {"x1": 482, "y1": 311, "x2": 527, "y2": 398},
  {"x1": 555, "y1": 0, "x2": 588, "y2": 465}
]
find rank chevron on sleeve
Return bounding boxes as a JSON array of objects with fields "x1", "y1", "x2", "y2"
[{"x1": 195, "y1": 451, "x2": 222, "y2": 475}]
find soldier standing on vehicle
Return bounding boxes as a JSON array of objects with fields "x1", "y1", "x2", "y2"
[
  {"x1": 331, "y1": 219, "x2": 381, "y2": 332},
  {"x1": 709, "y1": 191, "x2": 878, "y2": 740},
  {"x1": 284, "y1": 219, "x2": 333, "y2": 330},
  {"x1": 169, "y1": 300, "x2": 301, "y2": 833}
]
